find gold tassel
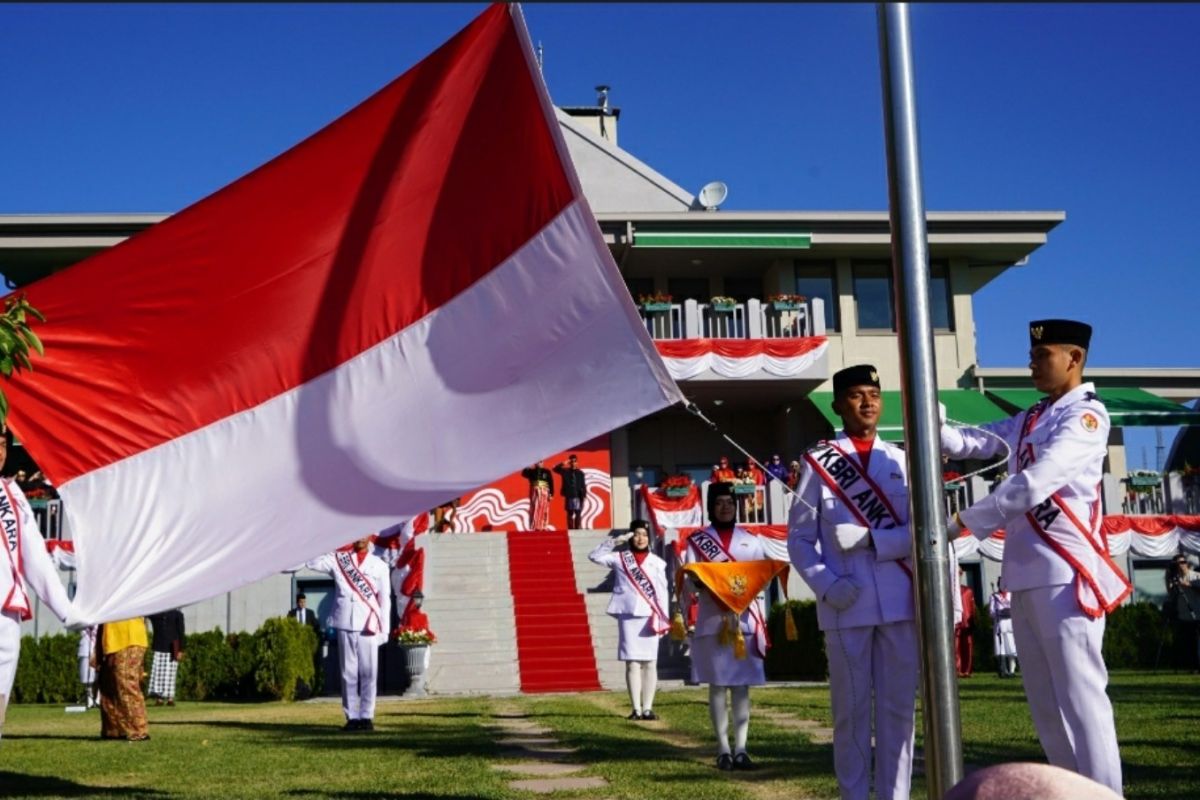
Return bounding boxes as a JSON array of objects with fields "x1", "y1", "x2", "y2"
[
  {"x1": 669, "y1": 612, "x2": 687, "y2": 641},
  {"x1": 785, "y1": 607, "x2": 799, "y2": 641},
  {"x1": 717, "y1": 614, "x2": 733, "y2": 647},
  {"x1": 733, "y1": 624, "x2": 747, "y2": 660}
]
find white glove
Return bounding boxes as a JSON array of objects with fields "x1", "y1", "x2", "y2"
[
  {"x1": 938, "y1": 401, "x2": 947, "y2": 424},
  {"x1": 946, "y1": 512, "x2": 963, "y2": 538},
  {"x1": 832, "y1": 523, "x2": 870, "y2": 553},
  {"x1": 615, "y1": 531, "x2": 635, "y2": 544},
  {"x1": 823, "y1": 578, "x2": 860, "y2": 611}
]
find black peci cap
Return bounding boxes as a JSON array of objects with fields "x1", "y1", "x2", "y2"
[
  {"x1": 833, "y1": 364, "x2": 881, "y2": 396},
  {"x1": 1029, "y1": 319, "x2": 1091, "y2": 349}
]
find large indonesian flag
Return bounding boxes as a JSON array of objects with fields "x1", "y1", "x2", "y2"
[{"x1": 6, "y1": 4, "x2": 681, "y2": 625}]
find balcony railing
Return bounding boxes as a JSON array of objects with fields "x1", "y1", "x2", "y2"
[{"x1": 639, "y1": 297, "x2": 827, "y2": 341}]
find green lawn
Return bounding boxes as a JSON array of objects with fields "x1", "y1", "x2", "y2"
[{"x1": 0, "y1": 671, "x2": 1194, "y2": 799}]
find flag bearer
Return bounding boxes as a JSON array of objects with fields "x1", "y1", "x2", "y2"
[{"x1": 944, "y1": 320, "x2": 1128, "y2": 795}]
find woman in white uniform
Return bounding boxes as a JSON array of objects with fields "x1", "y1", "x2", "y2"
[{"x1": 588, "y1": 519, "x2": 669, "y2": 720}]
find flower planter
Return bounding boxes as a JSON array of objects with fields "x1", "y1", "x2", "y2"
[
  {"x1": 731, "y1": 484, "x2": 757, "y2": 495},
  {"x1": 663, "y1": 486, "x2": 692, "y2": 498},
  {"x1": 710, "y1": 304, "x2": 736, "y2": 313},
  {"x1": 641, "y1": 302, "x2": 672, "y2": 313},
  {"x1": 771, "y1": 301, "x2": 804, "y2": 311},
  {"x1": 400, "y1": 644, "x2": 429, "y2": 697}
]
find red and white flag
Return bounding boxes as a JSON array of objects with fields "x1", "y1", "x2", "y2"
[{"x1": 5, "y1": 4, "x2": 681, "y2": 625}]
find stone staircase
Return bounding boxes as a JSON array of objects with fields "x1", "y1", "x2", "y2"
[{"x1": 419, "y1": 529, "x2": 690, "y2": 695}]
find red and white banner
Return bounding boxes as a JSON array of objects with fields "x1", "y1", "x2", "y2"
[
  {"x1": 655, "y1": 337, "x2": 827, "y2": 380},
  {"x1": 955, "y1": 515, "x2": 1200, "y2": 561},
  {"x1": 11, "y1": 4, "x2": 681, "y2": 626},
  {"x1": 640, "y1": 484, "x2": 703, "y2": 532}
]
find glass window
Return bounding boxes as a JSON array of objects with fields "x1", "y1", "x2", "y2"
[
  {"x1": 795, "y1": 261, "x2": 838, "y2": 331},
  {"x1": 929, "y1": 262, "x2": 954, "y2": 330},
  {"x1": 853, "y1": 262, "x2": 894, "y2": 331},
  {"x1": 668, "y1": 277, "x2": 711, "y2": 303},
  {"x1": 723, "y1": 276, "x2": 761, "y2": 304}
]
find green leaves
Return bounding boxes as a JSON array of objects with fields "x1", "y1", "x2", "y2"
[{"x1": 0, "y1": 293, "x2": 46, "y2": 422}]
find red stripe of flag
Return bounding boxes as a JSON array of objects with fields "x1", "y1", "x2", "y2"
[{"x1": 8, "y1": 3, "x2": 572, "y2": 484}]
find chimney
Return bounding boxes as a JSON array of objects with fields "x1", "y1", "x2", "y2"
[{"x1": 562, "y1": 84, "x2": 619, "y2": 146}]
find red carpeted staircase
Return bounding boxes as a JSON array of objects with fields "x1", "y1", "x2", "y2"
[{"x1": 506, "y1": 531, "x2": 601, "y2": 693}]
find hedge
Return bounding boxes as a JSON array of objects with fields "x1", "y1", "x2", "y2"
[
  {"x1": 765, "y1": 600, "x2": 827, "y2": 680},
  {"x1": 14, "y1": 617, "x2": 320, "y2": 704}
]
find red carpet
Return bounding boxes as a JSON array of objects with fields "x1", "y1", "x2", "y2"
[{"x1": 507, "y1": 531, "x2": 601, "y2": 693}]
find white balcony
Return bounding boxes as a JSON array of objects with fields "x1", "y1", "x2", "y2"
[{"x1": 639, "y1": 297, "x2": 827, "y2": 341}]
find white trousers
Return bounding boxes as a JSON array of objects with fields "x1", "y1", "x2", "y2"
[
  {"x1": 337, "y1": 630, "x2": 379, "y2": 721},
  {"x1": 824, "y1": 621, "x2": 918, "y2": 800},
  {"x1": 0, "y1": 613, "x2": 20, "y2": 736},
  {"x1": 1012, "y1": 584, "x2": 1122, "y2": 795}
]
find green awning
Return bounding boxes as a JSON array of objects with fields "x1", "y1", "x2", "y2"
[
  {"x1": 986, "y1": 387, "x2": 1200, "y2": 428},
  {"x1": 633, "y1": 231, "x2": 812, "y2": 249},
  {"x1": 809, "y1": 389, "x2": 1011, "y2": 442}
]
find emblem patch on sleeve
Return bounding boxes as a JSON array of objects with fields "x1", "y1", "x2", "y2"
[{"x1": 1080, "y1": 412, "x2": 1099, "y2": 433}]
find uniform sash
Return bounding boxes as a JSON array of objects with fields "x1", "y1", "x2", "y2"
[
  {"x1": 685, "y1": 528, "x2": 769, "y2": 658},
  {"x1": 334, "y1": 551, "x2": 383, "y2": 635},
  {"x1": 804, "y1": 441, "x2": 913, "y2": 579},
  {"x1": 0, "y1": 480, "x2": 32, "y2": 621},
  {"x1": 619, "y1": 550, "x2": 669, "y2": 634},
  {"x1": 1018, "y1": 425, "x2": 1132, "y2": 617}
]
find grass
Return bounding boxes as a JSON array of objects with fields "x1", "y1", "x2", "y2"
[{"x1": 0, "y1": 671, "x2": 1195, "y2": 799}]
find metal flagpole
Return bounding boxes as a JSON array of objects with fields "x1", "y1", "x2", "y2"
[{"x1": 876, "y1": 4, "x2": 964, "y2": 796}]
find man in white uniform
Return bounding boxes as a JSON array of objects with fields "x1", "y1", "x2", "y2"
[
  {"x1": 0, "y1": 424, "x2": 74, "y2": 740},
  {"x1": 306, "y1": 536, "x2": 391, "y2": 731},
  {"x1": 943, "y1": 319, "x2": 1128, "y2": 794},
  {"x1": 788, "y1": 364, "x2": 919, "y2": 800},
  {"x1": 988, "y1": 585, "x2": 1018, "y2": 678},
  {"x1": 680, "y1": 483, "x2": 768, "y2": 771}
]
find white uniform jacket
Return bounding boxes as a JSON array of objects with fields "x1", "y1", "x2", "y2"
[
  {"x1": 680, "y1": 526, "x2": 767, "y2": 638},
  {"x1": 787, "y1": 433, "x2": 915, "y2": 632},
  {"x1": 306, "y1": 551, "x2": 391, "y2": 645},
  {"x1": 588, "y1": 538, "x2": 669, "y2": 621},
  {"x1": 0, "y1": 479, "x2": 71, "y2": 623},
  {"x1": 942, "y1": 382, "x2": 1126, "y2": 604}
]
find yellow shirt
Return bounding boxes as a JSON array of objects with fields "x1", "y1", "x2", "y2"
[{"x1": 102, "y1": 617, "x2": 148, "y2": 654}]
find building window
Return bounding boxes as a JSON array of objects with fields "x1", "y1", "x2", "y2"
[
  {"x1": 667, "y1": 277, "x2": 711, "y2": 303},
  {"x1": 851, "y1": 261, "x2": 953, "y2": 332},
  {"x1": 853, "y1": 262, "x2": 894, "y2": 331},
  {"x1": 795, "y1": 261, "x2": 838, "y2": 332},
  {"x1": 929, "y1": 262, "x2": 954, "y2": 330}
]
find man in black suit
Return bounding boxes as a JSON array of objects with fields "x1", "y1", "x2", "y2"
[
  {"x1": 554, "y1": 454, "x2": 588, "y2": 529},
  {"x1": 289, "y1": 593, "x2": 320, "y2": 635}
]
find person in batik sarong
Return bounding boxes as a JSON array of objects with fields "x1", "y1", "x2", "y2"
[
  {"x1": 521, "y1": 461, "x2": 553, "y2": 530},
  {"x1": 98, "y1": 617, "x2": 150, "y2": 741}
]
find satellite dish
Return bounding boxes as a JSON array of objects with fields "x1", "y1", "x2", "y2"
[{"x1": 697, "y1": 181, "x2": 728, "y2": 211}]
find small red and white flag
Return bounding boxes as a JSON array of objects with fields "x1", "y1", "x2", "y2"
[{"x1": 6, "y1": 4, "x2": 681, "y2": 625}]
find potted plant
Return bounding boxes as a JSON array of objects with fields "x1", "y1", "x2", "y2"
[
  {"x1": 393, "y1": 626, "x2": 436, "y2": 697},
  {"x1": 768, "y1": 293, "x2": 806, "y2": 311},
  {"x1": 709, "y1": 295, "x2": 737, "y2": 313},
  {"x1": 637, "y1": 291, "x2": 673, "y2": 313},
  {"x1": 658, "y1": 474, "x2": 694, "y2": 499}
]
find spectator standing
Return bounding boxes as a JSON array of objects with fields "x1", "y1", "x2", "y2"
[
  {"x1": 147, "y1": 608, "x2": 185, "y2": 706},
  {"x1": 955, "y1": 569, "x2": 976, "y2": 677},
  {"x1": 289, "y1": 592, "x2": 321, "y2": 636},
  {"x1": 710, "y1": 456, "x2": 736, "y2": 484},
  {"x1": 554, "y1": 454, "x2": 588, "y2": 529},
  {"x1": 1165, "y1": 554, "x2": 1200, "y2": 671},
  {"x1": 97, "y1": 617, "x2": 150, "y2": 741},
  {"x1": 765, "y1": 454, "x2": 789, "y2": 484},
  {"x1": 786, "y1": 460, "x2": 802, "y2": 491},
  {"x1": 520, "y1": 461, "x2": 554, "y2": 530},
  {"x1": 77, "y1": 625, "x2": 98, "y2": 709}
]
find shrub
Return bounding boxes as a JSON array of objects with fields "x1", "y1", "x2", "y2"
[
  {"x1": 12, "y1": 632, "x2": 82, "y2": 703},
  {"x1": 765, "y1": 600, "x2": 827, "y2": 681},
  {"x1": 176, "y1": 628, "x2": 240, "y2": 701},
  {"x1": 250, "y1": 617, "x2": 317, "y2": 701},
  {"x1": 1103, "y1": 601, "x2": 1174, "y2": 669}
]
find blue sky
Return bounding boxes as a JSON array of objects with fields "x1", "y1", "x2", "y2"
[{"x1": 2, "y1": 3, "x2": 1196, "y2": 465}]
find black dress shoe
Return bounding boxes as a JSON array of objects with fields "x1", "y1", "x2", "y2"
[
  {"x1": 641, "y1": 710, "x2": 658, "y2": 721},
  {"x1": 627, "y1": 711, "x2": 642, "y2": 720},
  {"x1": 360, "y1": 719, "x2": 374, "y2": 731},
  {"x1": 342, "y1": 719, "x2": 361, "y2": 731},
  {"x1": 732, "y1": 752, "x2": 756, "y2": 771},
  {"x1": 716, "y1": 753, "x2": 733, "y2": 771}
]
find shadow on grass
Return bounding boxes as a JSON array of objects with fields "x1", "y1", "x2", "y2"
[
  {"x1": 0, "y1": 772, "x2": 167, "y2": 797},
  {"x1": 284, "y1": 794, "x2": 486, "y2": 800}
]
